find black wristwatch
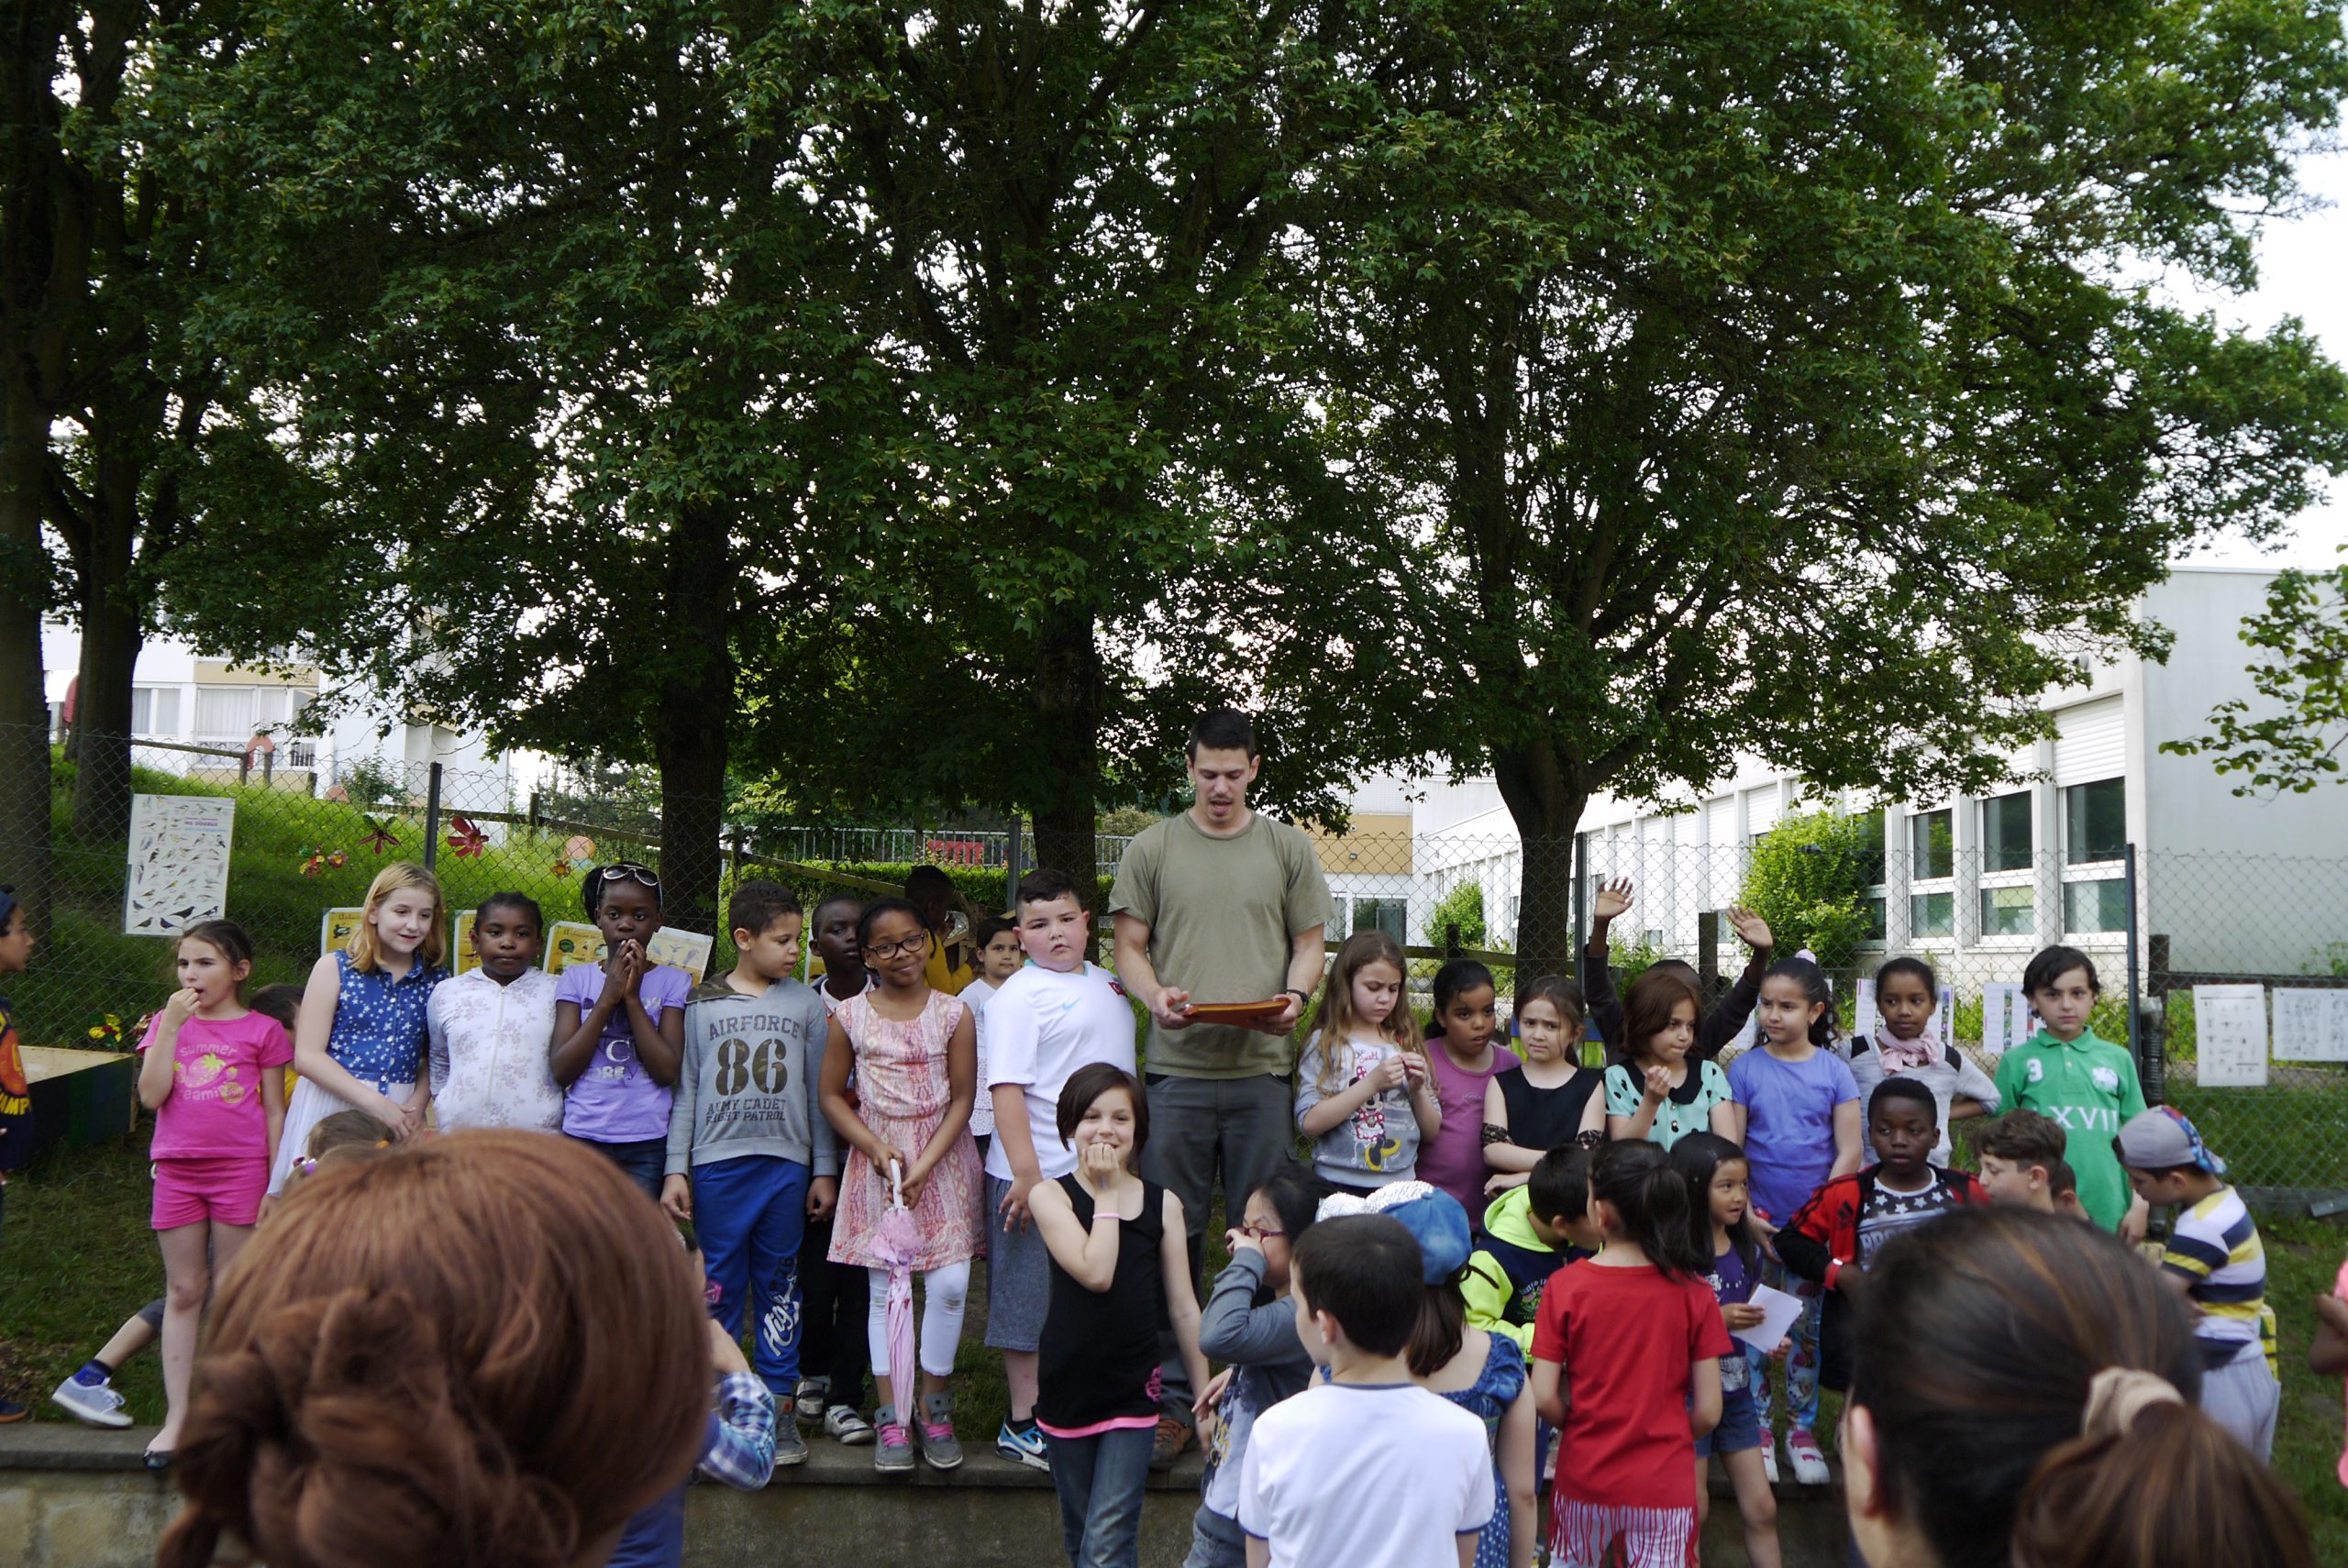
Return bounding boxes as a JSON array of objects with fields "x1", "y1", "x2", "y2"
[{"x1": 1282, "y1": 987, "x2": 1311, "y2": 1006}]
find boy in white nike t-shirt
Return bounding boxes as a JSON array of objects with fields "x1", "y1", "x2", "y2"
[
  {"x1": 983, "y1": 867, "x2": 1140, "y2": 1468},
  {"x1": 1240, "y1": 1214, "x2": 1491, "y2": 1568}
]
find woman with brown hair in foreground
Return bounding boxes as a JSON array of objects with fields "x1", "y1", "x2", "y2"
[
  {"x1": 1844, "y1": 1205, "x2": 2313, "y2": 1568},
  {"x1": 158, "y1": 1129, "x2": 710, "y2": 1568}
]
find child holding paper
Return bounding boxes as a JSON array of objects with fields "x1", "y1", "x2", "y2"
[
  {"x1": 1668, "y1": 1133, "x2": 1783, "y2": 1568},
  {"x1": 1776, "y1": 1078, "x2": 1987, "y2": 1397}
]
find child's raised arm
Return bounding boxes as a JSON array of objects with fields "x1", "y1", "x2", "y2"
[
  {"x1": 1295, "y1": 1040, "x2": 1405, "y2": 1138},
  {"x1": 1607, "y1": 1063, "x2": 1671, "y2": 1145},
  {"x1": 137, "y1": 989, "x2": 197, "y2": 1112},
  {"x1": 1029, "y1": 1167, "x2": 1121, "y2": 1291},
  {"x1": 619, "y1": 949, "x2": 683, "y2": 1087},
  {"x1": 550, "y1": 950, "x2": 631, "y2": 1089},
  {"x1": 291, "y1": 952, "x2": 411, "y2": 1133}
]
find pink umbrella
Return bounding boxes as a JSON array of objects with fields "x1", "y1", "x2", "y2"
[{"x1": 873, "y1": 1160, "x2": 922, "y2": 1412}]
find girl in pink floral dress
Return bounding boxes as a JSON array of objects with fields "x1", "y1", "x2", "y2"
[{"x1": 818, "y1": 897, "x2": 982, "y2": 1474}]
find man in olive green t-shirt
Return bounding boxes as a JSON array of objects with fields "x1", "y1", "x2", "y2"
[{"x1": 1110, "y1": 708, "x2": 1330, "y2": 1460}]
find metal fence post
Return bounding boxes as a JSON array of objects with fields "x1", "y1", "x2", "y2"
[
  {"x1": 2124, "y1": 841, "x2": 2142, "y2": 1075},
  {"x1": 1007, "y1": 814, "x2": 1025, "y2": 895},
  {"x1": 528, "y1": 790, "x2": 542, "y2": 834},
  {"x1": 423, "y1": 762, "x2": 444, "y2": 870}
]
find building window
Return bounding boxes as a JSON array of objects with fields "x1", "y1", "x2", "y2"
[
  {"x1": 2064, "y1": 879, "x2": 2128, "y2": 933},
  {"x1": 1909, "y1": 809, "x2": 1953, "y2": 880},
  {"x1": 194, "y1": 686, "x2": 252, "y2": 737},
  {"x1": 129, "y1": 687, "x2": 181, "y2": 736},
  {"x1": 1980, "y1": 885, "x2": 2034, "y2": 937},
  {"x1": 1910, "y1": 890, "x2": 1955, "y2": 938},
  {"x1": 1860, "y1": 896, "x2": 1887, "y2": 942},
  {"x1": 1981, "y1": 791, "x2": 2032, "y2": 873},
  {"x1": 2063, "y1": 778, "x2": 2124, "y2": 865},
  {"x1": 1855, "y1": 811, "x2": 1886, "y2": 886},
  {"x1": 1351, "y1": 897, "x2": 1406, "y2": 944}
]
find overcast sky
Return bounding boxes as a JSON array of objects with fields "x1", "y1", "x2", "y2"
[{"x1": 2181, "y1": 145, "x2": 2348, "y2": 569}]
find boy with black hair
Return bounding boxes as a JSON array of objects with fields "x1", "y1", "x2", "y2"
[
  {"x1": 663, "y1": 879, "x2": 836, "y2": 1468},
  {"x1": 1972, "y1": 1108, "x2": 2066, "y2": 1212},
  {"x1": 1465, "y1": 1141, "x2": 1602, "y2": 1354},
  {"x1": 984, "y1": 866, "x2": 1137, "y2": 1469},
  {"x1": 1778, "y1": 1078, "x2": 1987, "y2": 1392},
  {"x1": 795, "y1": 890, "x2": 872, "y2": 1444},
  {"x1": 1239, "y1": 1215, "x2": 1492, "y2": 1568},
  {"x1": 0, "y1": 886, "x2": 33, "y2": 1421},
  {"x1": 2118, "y1": 1106, "x2": 2279, "y2": 1459}
]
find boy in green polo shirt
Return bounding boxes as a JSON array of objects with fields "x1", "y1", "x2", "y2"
[{"x1": 1991, "y1": 945, "x2": 2148, "y2": 1240}]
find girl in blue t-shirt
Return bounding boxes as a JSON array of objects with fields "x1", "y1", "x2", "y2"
[
  {"x1": 271, "y1": 862, "x2": 448, "y2": 1197},
  {"x1": 1672, "y1": 1132, "x2": 1783, "y2": 1568},
  {"x1": 1724, "y1": 955, "x2": 1858, "y2": 1487}
]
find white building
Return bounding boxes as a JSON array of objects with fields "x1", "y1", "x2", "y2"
[
  {"x1": 40, "y1": 625, "x2": 515, "y2": 801},
  {"x1": 1375, "y1": 569, "x2": 2348, "y2": 982}
]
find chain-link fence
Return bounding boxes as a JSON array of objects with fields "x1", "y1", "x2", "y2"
[{"x1": 6, "y1": 724, "x2": 2342, "y2": 1195}]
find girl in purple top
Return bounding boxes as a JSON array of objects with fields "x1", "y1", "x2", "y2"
[
  {"x1": 1418, "y1": 959, "x2": 1519, "y2": 1224},
  {"x1": 552, "y1": 863, "x2": 689, "y2": 1199}
]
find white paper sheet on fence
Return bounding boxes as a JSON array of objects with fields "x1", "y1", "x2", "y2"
[
  {"x1": 1855, "y1": 978, "x2": 1955, "y2": 1052},
  {"x1": 1980, "y1": 983, "x2": 2036, "y2": 1061},
  {"x1": 123, "y1": 794, "x2": 236, "y2": 937},
  {"x1": 1733, "y1": 1284, "x2": 1808, "y2": 1354},
  {"x1": 541, "y1": 921, "x2": 714, "y2": 984},
  {"x1": 2192, "y1": 984, "x2": 2269, "y2": 1088},
  {"x1": 2273, "y1": 988, "x2": 2348, "y2": 1063}
]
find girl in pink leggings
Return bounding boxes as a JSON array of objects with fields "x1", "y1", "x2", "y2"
[{"x1": 136, "y1": 920, "x2": 291, "y2": 1471}]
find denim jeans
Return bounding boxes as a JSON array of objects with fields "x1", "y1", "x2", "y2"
[
  {"x1": 574, "y1": 1134, "x2": 667, "y2": 1201},
  {"x1": 1046, "y1": 1425, "x2": 1157, "y2": 1568}
]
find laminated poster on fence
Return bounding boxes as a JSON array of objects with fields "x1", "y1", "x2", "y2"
[
  {"x1": 2273, "y1": 988, "x2": 2348, "y2": 1063},
  {"x1": 2191, "y1": 984, "x2": 2269, "y2": 1088},
  {"x1": 123, "y1": 794, "x2": 237, "y2": 938},
  {"x1": 542, "y1": 922, "x2": 713, "y2": 984},
  {"x1": 1980, "y1": 983, "x2": 2036, "y2": 1061}
]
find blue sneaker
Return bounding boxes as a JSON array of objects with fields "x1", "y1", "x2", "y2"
[{"x1": 995, "y1": 1417, "x2": 1049, "y2": 1472}]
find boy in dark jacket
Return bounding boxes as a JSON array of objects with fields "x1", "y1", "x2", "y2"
[
  {"x1": 1778, "y1": 1077, "x2": 1987, "y2": 1390},
  {"x1": 1464, "y1": 1141, "x2": 1601, "y2": 1355}
]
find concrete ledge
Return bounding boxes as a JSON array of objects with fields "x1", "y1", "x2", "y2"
[{"x1": 0, "y1": 1424, "x2": 1851, "y2": 1567}]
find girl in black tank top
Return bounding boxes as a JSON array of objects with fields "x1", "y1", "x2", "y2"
[{"x1": 1027, "y1": 1066, "x2": 1210, "y2": 1568}]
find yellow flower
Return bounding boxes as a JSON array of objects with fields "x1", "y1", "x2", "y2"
[{"x1": 87, "y1": 1027, "x2": 102, "y2": 1039}]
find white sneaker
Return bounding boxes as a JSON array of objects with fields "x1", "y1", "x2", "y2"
[
  {"x1": 1759, "y1": 1441, "x2": 1779, "y2": 1485},
  {"x1": 1787, "y1": 1429, "x2": 1832, "y2": 1485},
  {"x1": 51, "y1": 1375, "x2": 131, "y2": 1430}
]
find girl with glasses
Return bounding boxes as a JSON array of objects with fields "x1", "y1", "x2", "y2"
[{"x1": 818, "y1": 897, "x2": 984, "y2": 1475}]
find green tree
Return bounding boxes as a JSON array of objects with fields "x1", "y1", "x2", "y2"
[
  {"x1": 1428, "y1": 880, "x2": 1486, "y2": 951},
  {"x1": 1739, "y1": 812, "x2": 1877, "y2": 971},
  {"x1": 1256, "y1": 0, "x2": 2348, "y2": 989},
  {"x1": 158, "y1": 1, "x2": 886, "y2": 930},
  {"x1": 2163, "y1": 557, "x2": 2348, "y2": 793}
]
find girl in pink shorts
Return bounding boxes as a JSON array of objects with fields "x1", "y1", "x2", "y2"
[{"x1": 136, "y1": 919, "x2": 291, "y2": 1470}]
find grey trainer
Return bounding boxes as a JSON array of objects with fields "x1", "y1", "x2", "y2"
[
  {"x1": 917, "y1": 1391, "x2": 964, "y2": 1471},
  {"x1": 873, "y1": 1407, "x2": 914, "y2": 1473}
]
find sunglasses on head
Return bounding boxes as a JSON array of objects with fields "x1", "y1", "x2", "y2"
[{"x1": 597, "y1": 863, "x2": 660, "y2": 890}]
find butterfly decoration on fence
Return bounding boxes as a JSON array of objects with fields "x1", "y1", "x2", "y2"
[
  {"x1": 550, "y1": 857, "x2": 573, "y2": 878},
  {"x1": 446, "y1": 815, "x2": 488, "y2": 858},
  {"x1": 83, "y1": 1011, "x2": 123, "y2": 1049},
  {"x1": 361, "y1": 817, "x2": 400, "y2": 855},
  {"x1": 296, "y1": 846, "x2": 349, "y2": 878}
]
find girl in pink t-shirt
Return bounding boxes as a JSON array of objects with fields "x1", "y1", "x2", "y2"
[{"x1": 136, "y1": 919, "x2": 291, "y2": 1469}]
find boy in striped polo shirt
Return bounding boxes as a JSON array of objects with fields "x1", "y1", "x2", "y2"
[{"x1": 2117, "y1": 1107, "x2": 2279, "y2": 1458}]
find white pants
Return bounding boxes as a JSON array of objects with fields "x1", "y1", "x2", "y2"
[
  {"x1": 2200, "y1": 1348, "x2": 2280, "y2": 1461},
  {"x1": 865, "y1": 1261, "x2": 970, "y2": 1387}
]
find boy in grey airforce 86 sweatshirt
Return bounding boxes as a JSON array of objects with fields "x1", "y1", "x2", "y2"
[{"x1": 662, "y1": 880, "x2": 838, "y2": 1466}]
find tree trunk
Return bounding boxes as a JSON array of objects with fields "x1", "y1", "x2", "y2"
[
  {"x1": 1491, "y1": 740, "x2": 1587, "y2": 1010},
  {"x1": 0, "y1": 379, "x2": 53, "y2": 933},
  {"x1": 1027, "y1": 604, "x2": 1103, "y2": 894},
  {"x1": 651, "y1": 499, "x2": 735, "y2": 937},
  {"x1": 69, "y1": 558, "x2": 141, "y2": 843}
]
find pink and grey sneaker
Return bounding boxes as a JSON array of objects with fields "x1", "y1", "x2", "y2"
[
  {"x1": 917, "y1": 1391, "x2": 964, "y2": 1470},
  {"x1": 1787, "y1": 1428, "x2": 1832, "y2": 1485},
  {"x1": 873, "y1": 1407, "x2": 914, "y2": 1473}
]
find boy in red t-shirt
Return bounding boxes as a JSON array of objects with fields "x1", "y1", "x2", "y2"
[{"x1": 1531, "y1": 1140, "x2": 1732, "y2": 1568}]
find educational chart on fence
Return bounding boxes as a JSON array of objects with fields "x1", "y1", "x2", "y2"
[
  {"x1": 2272, "y1": 988, "x2": 2348, "y2": 1063},
  {"x1": 2192, "y1": 984, "x2": 2270, "y2": 1088},
  {"x1": 123, "y1": 793, "x2": 237, "y2": 937}
]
